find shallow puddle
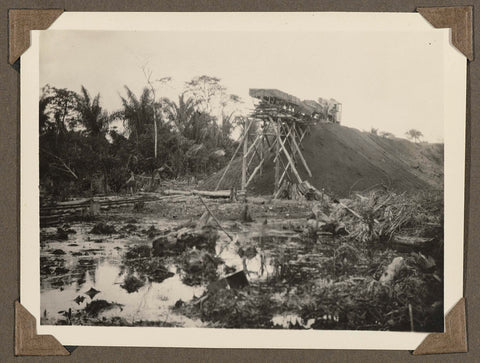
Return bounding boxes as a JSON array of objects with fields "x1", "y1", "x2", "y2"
[
  {"x1": 41, "y1": 218, "x2": 206, "y2": 326},
  {"x1": 41, "y1": 216, "x2": 330, "y2": 327}
]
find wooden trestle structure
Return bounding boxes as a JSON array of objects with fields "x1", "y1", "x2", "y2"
[{"x1": 216, "y1": 88, "x2": 334, "y2": 199}]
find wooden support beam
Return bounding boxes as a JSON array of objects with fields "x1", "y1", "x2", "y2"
[
  {"x1": 264, "y1": 131, "x2": 273, "y2": 149},
  {"x1": 273, "y1": 125, "x2": 293, "y2": 163},
  {"x1": 290, "y1": 124, "x2": 312, "y2": 177},
  {"x1": 289, "y1": 125, "x2": 308, "y2": 162},
  {"x1": 275, "y1": 145, "x2": 298, "y2": 193},
  {"x1": 274, "y1": 123, "x2": 310, "y2": 198},
  {"x1": 251, "y1": 135, "x2": 264, "y2": 163},
  {"x1": 274, "y1": 120, "x2": 281, "y2": 195},
  {"x1": 276, "y1": 164, "x2": 290, "y2": 195},
  {"x1": 299, "y1": 127, "x2": 308, "y2": 142},
  {"x1": 246, "y1": 157, "x2": 266, "y2": 187},
  {"x1": 281, "y1": 123, "x2": 294, "y2": 154},
  {"x1": 278, "y1": 156, "x2": 290, "y2": 176},
  {"x1": 259, "y1": 134, "x2": 264, "y2": 176},
  {"x1": 244, "y1": 133, "x2": 262, "y2": 158},
  {"x1": 246, "y1": 143, "x2": 257, "y2": 169},
  {"x1": 246, "y1": 131, "x2": 267, "y2": 173},
  {"x1": 215, "y1": 118, "x2": 254, "y2": 191},
  {"x1": 276, "y1": 125, "x2": 303, "y2": 184},
  {"x1": 245, "y1": 130, "x2": 279, "y2": 188},
  {"x1": 242, "y1": 118, "x2": 249, "y2": 190},
  {"x1": 247, "y1": 145, "x2": 259, "y2": 170}
]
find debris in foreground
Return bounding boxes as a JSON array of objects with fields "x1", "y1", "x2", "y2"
[
  {"x1": 121, "y1": 275, "x2": 145, "y2": 293},
  {"x1": 90, "y1": 222, "x2": 116, "y2": 235},
  {"x1": 380, "y1": 256, "x2": 404, "y2": 284},
  {"x1": 85, "y1": 287, "x2": 100, "y2": 299}
]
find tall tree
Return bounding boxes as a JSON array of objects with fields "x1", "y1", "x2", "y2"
[
  {"x1": 119, "y1": 86, "x2": 154, "y2": 150},
  {"x1": 40, "y1": 84, "x2": 79, "y2": 135},
  {"x1": 405, "y1": 129, "x2": 423, "y2": 143},
  {"x1": 141, "y1": 66, "x2": 171, "y2": 160},
  {"x1": 163, "y1": 93, "x2": 198, "y2": 134},
  {"x1": 184, "y1": 75, "x2": 226, "y2": 114},
  {"x1": 76, "y1": 86, "x2": 109, "y2": 135}
]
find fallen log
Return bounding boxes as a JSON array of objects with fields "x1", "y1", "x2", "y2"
[
  {"x1": 162, "y1": 189, "x2": 232, "y2": 198},
  {"x1": 193, "y1": 190, "x2": 233, "y2": 198},
  {"x1": 40, "y1": 195, "x2": 160, "y2": 219},
  {"x1": 57, "y1": 198, "x2": 91, "y2": 206},
  {"x1": 162, "y1": 189, "x2": 192, "y2": 196},
  {"x1": 390, "y1": 235, "x2": 435, "y2": 250}
]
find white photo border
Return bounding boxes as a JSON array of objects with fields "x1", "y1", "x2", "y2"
[{"x1": 21, "y1": 12, "x2": 466, "y2": 349}]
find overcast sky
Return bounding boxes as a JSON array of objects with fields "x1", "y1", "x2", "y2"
[{"x1": 40, "y1": 30, "x2": 444, "y2": 142}]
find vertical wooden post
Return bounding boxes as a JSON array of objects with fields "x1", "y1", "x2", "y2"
[
  {"x1": 259, "y1": 135, "x2": 263, "y2": 176},
  {"x1": 241, "y1": 118, "x2": 249, "y2": 191},
  {"x1": 274, "y1": 120, "x2": 281, "y2": 195},
  {"x1": 291, "y1": 123, "x2": 297, "y2": 165}
]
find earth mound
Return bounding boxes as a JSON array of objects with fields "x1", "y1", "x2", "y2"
[{"x1": 199, "y1": 123, "x2": 443, "y2": 198}]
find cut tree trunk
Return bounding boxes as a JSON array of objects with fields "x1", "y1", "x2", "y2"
[
  {"x1": 162, "y1": 189, "x2": 232, "y2": 198},
  {"x1": 390, "y1": 235, "x2": 435, "y2": 251}
]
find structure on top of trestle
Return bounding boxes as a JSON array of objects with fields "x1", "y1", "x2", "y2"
[{"x1": 215, "y1": 88, "x2": 341, "y2": 199}]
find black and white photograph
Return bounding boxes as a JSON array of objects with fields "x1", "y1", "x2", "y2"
[
  {"x1": 24, "y1": 13, "x2": 466, "y2": 346},
  {"x1": 37, "y1": 28, "x2": 446, "y2": 332}
]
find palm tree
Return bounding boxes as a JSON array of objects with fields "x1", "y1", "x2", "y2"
[
  {"x1": 163, "y1": 93, "x2": 198, "y2": 134},
  {"x1": 76, "y1": 86, "x2": 109, "y2": 135},
  {"x1": 118, "y1": 86, "x2": 154, "y2": 151}
]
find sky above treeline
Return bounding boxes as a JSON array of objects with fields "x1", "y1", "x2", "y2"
[{"x1": 40, "y1": 30, "x2": 445, "y2": 142}]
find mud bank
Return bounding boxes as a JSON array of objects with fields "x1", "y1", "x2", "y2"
[{"x1": 40, "y1": 190, "x2": 443, "y2": 331}]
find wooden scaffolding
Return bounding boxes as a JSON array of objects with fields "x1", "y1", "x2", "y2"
[{"x1": 216, "y1": 88, "x2": 323, "y2": 199}]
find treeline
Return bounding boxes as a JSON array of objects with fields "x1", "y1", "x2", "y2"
[{"x1": 40, "y1": 75, "x2": 243, "y2": 199}]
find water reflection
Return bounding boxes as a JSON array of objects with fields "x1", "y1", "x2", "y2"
[
  {"x1": 41, "y1": 220, "x2": 206, "y2": 327},
  {"x1": 42, "y1": 259, "x2": 205, "y2": 326},
  {"x1": 41, "y1": 217, "x2": 319, "y2": 327}
]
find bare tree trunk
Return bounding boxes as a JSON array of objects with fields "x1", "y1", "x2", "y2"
[
  {"x1": 154, "y1": 117, "x2": 158, "y2": 159},
  {"x1": 142, "y1": 65, "x2": 158, "y2": 160}
]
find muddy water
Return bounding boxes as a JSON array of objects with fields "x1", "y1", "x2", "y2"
[
  {"x1": 40, "y1": 217, "x2": 307, "y2": 327},
  {"x1": 41, "y1": 219, "x2": 205, "y2": 326},
  {"x1": 216, "y1": 221, "x2": 302, "y2": 281}
]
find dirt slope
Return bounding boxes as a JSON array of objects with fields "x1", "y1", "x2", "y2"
[{"x1": 200, "y1": 123, "x2": 443, "y2": 198}]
